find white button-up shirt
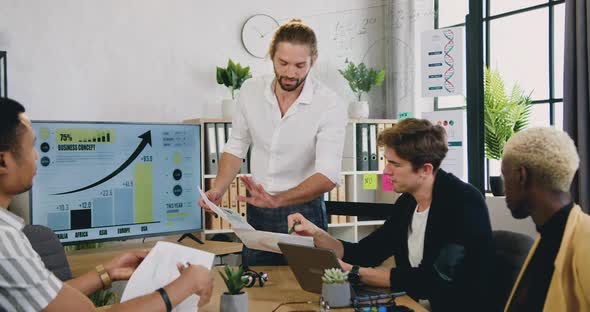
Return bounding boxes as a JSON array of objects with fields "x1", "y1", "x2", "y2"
[{"x1": 223, "y1": 75, "x2": 347, "y2": 194}]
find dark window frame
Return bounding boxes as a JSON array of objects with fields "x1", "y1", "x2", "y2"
[
  {"x1": 0, "y1": 51, "x2": 6, "y2": 98},
  {"x1": 433, "y1": 0, "x2": 565, "y2": 191}
]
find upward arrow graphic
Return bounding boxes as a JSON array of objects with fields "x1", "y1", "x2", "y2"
[{"x1": 52, "y1": 131, "x2": 152, "y2": 195}]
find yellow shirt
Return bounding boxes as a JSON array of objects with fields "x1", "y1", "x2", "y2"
[{"x1": 505, "y1": 205, "x2": 590, "y2": 311}]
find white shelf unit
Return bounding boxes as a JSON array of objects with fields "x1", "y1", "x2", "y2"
[
  {"x1": 185, "y1": 118, "x2": 399, "y2": 243},
  {"x1": 325, "y1": 119, "x2": 399, "y2": 242},
  {"x1": 185, "y1": 118, "x2": 246, "y2": 237}
]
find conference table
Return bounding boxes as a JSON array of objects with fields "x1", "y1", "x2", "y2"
[
  {"x1": 68, "y1": 237, "x2": 425, "y2": 311},
  {"x1": 200, "y1": 266, "x2": 426, "y2": 312},
  {"x1": 66, "y1": 236, "x2": 243, "y2": 277},
  {"x1": 94, "y1": 265, "x2": 425, "y2": 311}
]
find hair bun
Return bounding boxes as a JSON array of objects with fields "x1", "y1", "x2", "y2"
[{"x1": 289, "y1": 18, "x2": 303, "y2": 23}]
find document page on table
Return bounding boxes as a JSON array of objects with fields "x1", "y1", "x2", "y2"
[{"x1": 234, "y1": 228, "x2": 314, "y2": 253}]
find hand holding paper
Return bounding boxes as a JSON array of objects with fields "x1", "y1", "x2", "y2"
[
  {"x1": 198, "y1": 187, "x2": 254, "y2": 230},
  {"x1": 198, "y1": 188, "x2": 223, "y2": 214},
  {"x1": 121, "y1": 241, "x2": 215, "y2": 311},
  {"x1": 198, "y1": 187, "x2": 313, "y2": 254}
]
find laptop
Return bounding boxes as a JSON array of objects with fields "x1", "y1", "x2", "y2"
[{"x1": 278, "y1": 242, "x2": 399, "y2": 298}]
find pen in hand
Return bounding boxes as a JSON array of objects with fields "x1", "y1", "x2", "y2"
[{"x1": 288, "y1": 221, "x2": 301, "y2": 235}]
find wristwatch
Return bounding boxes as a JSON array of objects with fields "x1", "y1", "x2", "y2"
[
  {"x1": 95, "y1": 264, "x2": 112, "y2": 289},
  {"x1": 348, "y1": 265, "x2": 361, "y2": 286}
]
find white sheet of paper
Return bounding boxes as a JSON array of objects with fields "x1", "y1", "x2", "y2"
[
  {"x1": 234, "y1": 228, "x2": 314, "y2": 254},
  {"x1": 199, "y1": 187, "x2": 254, "y2": 230},
  {"x1": 121, "y1": 241, "x2": 215, "y2": 311},
  {"x1": 199, "y1": 187, "x2": 314, "y2": 254}
]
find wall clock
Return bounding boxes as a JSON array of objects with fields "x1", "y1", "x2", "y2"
[{"x1": 241, "y1": 14, "x2": 280, "y2": 59}]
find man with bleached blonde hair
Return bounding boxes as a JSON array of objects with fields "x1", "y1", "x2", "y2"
[{"x1": 502, "y1": 127, "x2": 590, "y2": 312}]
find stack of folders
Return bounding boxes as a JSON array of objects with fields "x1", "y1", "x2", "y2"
[
  {"x1": 204, "y1": 177, "x2": 248, "y2": 230},
  {"x1": 355, "y1": 123, "x2": 395, "y2": 172},
  {"x1": 204, "y1": 122, "x2": 249, "y2": 175},
  {"x1": 326, "y1": 176, "x2": 352, "y2": 224}
]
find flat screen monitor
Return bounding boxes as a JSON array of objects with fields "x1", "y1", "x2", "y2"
[{"x1": 30, "y1": 121, "x2": 202, "y2": 244}]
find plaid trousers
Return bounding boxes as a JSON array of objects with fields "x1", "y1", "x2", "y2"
[{"x1": 242, "y1": 196, "x2": 327, "y2": 267}]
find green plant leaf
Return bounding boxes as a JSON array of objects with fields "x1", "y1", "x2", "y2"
[
  {"x1": 90, "y1": 289, "x2": 116, "y2": 307},
  {"x1": 322, "y1": 268, "x2": 349, "y2": 284},
  {"x1": 216, "y1": 59, "x2": 253, "y2": 98},
  {"x1": 219, "y1": 265, "x2": 246, "y2": 294},
  {"x1": 339, "y1": 62, "x2": 384, "y2": 100},
  {"x1": 228, "y1": 59, "x2": 236, "y2": 73},
  {"x1": 484, "y1": 66, "x2": 532, "y2": 160},
  {"x1": 216, "y1": 67, "x2": 226, "y2": 85},
  {"x1": 374, "y1": 69, "x2": 385, "y2": 87}
]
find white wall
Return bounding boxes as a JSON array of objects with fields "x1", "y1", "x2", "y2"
[
  {"x1": 486, "y1": 196, "x2": 537, "y2": 238},
  {"x1": 0, "y1": 0, "x2": 389, "y2": 122},
  {"x1": 4, "y1": 3, "x2": 533, "y2": 240}
]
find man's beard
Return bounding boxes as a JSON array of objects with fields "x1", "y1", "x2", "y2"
[{"x1": 275, "y1": 72, "x2": 310, "y2": 92}]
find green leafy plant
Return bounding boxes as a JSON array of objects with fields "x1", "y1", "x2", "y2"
[
  {"x1": 484, "y1": 66, "x2": 532, "y2": 160},
  {"x1": 63, "y1": 242, "x2": 115, "y2": 306},
  {"x1": 216, "y1": 59, "x2": 252, "y2": 100},
  {"x1": 219, "y1": 265, "x2": 248, "y2": 295},
  {"x1": 338, "y1": 62, "x2": 385, "y2": 101},
  {"x1": 63, "y1": 242, "x2": 104, "y2": 251},
  {"x1": 90, "y1": 289, "x2": 116, "y2": 307},
  {"x1": 321, "y1": 268, "x2": 349, "y2": 285}
]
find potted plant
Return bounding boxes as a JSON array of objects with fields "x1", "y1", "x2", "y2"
[
  {"x1": 321, "y1": 268, "x2": 351, "y2": 308},
  {"x1": 65, "y1": 242, "x2": 116, "y2": 307},
  {"x1": 484, "y1": 66, "x2": 532, "y2": 196},
  {"x1": 338, "y1": 62, "x2": 385, "y2": 118},
  {"x1": 219, "y1": 265, "x2": 249, "y2": 312},
  {"x1": 216, "y1": 59, "x2": 252, "y2": 119}
]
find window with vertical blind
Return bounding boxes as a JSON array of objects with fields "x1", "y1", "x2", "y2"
[
  {"x1": 434, "y1": 0, "x2": 565, "y2": 189},
  {"x1": 435, "y1": 0, "x2": 564, "y2": 128}
]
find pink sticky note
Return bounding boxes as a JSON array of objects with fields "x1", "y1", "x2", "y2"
[{"x1": 382, "y1": 175, "x2": 394, "y2": 192}]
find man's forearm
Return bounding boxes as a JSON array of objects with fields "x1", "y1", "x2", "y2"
[
  {"x1": 358, "y1": 267, "x2": 391, "y2": 288},
  {"x1": 214, "y1": 152, "x2": 243, "y2": 192},
  {"x1": 108, "y1": 274, "x2": 196, "y2": 312},
  {"x1": 107, "y1": 292, "x2": 167, "y2": 312},
  {"x1": 65, "y1": 271, "x2": 103, "y2": 296},
  {"x1": 274, "y1": 173, "x2": 336, "y2": 207},
  {"x1": 44, "y1": 280, "x2": 174, "y2": 312},
  {"x1": 313, "y1": 228, "x2": 345, "y2": 258}
]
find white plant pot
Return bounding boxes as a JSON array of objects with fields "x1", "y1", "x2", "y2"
[
  {"x1": 222, "y1": 99, "x2": 236, "y2": 120},
  {"x1": 220, "y1": 292, "x2": 248, "y2": 312},
  {"x1": 348, "y1": 101, "x2": 369, "y2": 119},
  {"x1": 321, "y1": 282, "x2": 351, "y2": 308}
]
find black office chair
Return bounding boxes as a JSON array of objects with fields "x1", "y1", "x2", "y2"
[
  {"x1": 22, "y1": 224, "x2": 72, "y2": 281},
  {"x1": 492, "y1": 230, "x2": 534, "y2": 311}
]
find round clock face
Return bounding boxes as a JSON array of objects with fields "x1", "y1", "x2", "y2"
[{"x1": 241, "y1": 14, "x2": 280, "y2": 59}]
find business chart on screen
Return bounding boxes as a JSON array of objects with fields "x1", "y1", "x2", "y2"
[{"x1": 30, "y1": 121, "x2": 202, "y2": 244}]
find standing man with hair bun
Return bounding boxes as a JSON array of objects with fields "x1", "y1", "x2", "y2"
[{"x1": 199, "y1": 19, "x2": 348, "y2": 266}]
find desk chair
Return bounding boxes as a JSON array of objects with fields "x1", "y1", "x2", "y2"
[
  {"x1": 23, "y1": 224, "x2": 72, "y2": 281},
  {"x1": 492, "y1": 230, "x2": 534, "y2": 311}
]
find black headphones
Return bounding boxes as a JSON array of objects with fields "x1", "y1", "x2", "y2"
[{"x1": 242, "y1": 268, "x2": 268, "y2": 288}]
